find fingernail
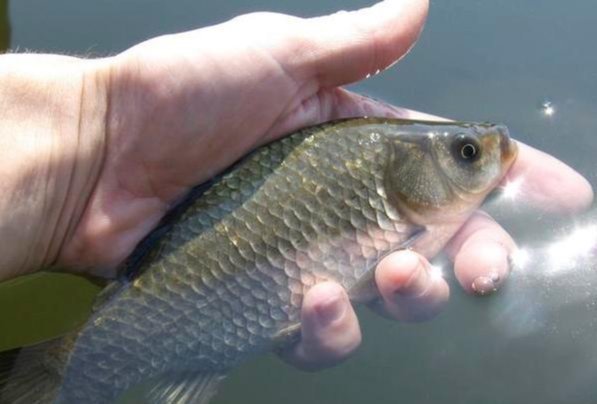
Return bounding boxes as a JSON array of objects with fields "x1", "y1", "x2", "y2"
[
  {"x1": 315, "y1": 294, "x2": 346, "y2": 325},
  {"x1": 471, "y1": 274, "x2": 499, "y2": 296}
]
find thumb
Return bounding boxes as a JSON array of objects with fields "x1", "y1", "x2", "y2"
[{"x1": 296, "y1": 0, "x2": 429, "y2": 87}]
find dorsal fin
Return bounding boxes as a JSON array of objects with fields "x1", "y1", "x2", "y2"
[
  {"x1": 94, "y1": 182, "x2": 220, "y2": 310},
  {"x1": 119, "y1": 179, "x2": 217, "y2": 282}
]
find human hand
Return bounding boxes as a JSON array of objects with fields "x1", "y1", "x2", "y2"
[{"x1": 3, "y1": 0, "x2": 591, "y2": 370}]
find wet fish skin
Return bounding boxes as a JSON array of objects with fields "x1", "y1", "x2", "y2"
[{"x1": 21, "y1": 118, "x2": 516, "y2": 403}]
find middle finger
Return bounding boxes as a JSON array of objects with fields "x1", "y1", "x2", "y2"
[{"x1": 445, "y1": 211, "x2": 516, "y2": 295}]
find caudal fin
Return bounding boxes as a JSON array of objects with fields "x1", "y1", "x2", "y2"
[{"x1": 0, "y1": 338, "x2": 69, "y2": 404}]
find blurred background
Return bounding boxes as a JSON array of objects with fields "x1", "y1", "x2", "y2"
[{"x1": 1, "y1": 1, "x2": 596, "y2": 403}]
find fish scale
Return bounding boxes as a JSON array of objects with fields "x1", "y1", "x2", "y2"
[{"x1": 56, "y1": 121, "x2": 414, "y2": 402}]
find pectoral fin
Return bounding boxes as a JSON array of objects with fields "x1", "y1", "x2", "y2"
[
  {"x1": 347, "y1": 226, "x2": 426, "y2": 302},
  {"x1": 272, "y1": 323, "x2": 302, "y2": 351}
]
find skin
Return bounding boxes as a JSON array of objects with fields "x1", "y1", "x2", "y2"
[{"x1": 0, "y1": 0, "x2": 592, "y2": 372}]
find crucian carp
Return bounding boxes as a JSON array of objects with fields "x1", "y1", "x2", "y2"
[{"x1": 0, "y1": 117, "x2": 518, "y2": 404}]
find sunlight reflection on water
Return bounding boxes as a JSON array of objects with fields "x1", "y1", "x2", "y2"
[
  {"x1": 540, "y1": 100, "x2": 556, "y2": 117},
  {"x1": 492, "y1": 220, "x2": 597, "y2": 341},
  {"x1": 512, "y1": 224, "x2": 597, "y2": 276}
]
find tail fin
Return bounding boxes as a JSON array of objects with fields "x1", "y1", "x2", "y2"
[{"x1": 0, "y1": 337, "x2": 70, "y2": 404}]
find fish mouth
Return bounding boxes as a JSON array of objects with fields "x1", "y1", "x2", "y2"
[{"x1": 496, "y1": 125, "x2": 519, "y2": 169}]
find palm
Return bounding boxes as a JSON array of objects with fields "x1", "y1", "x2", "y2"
[
  {"x1": 106, "y1": 13, "x2": 406, "y2": 199},
  {"x1": 60, "y1": 11, "x2": 418, "y2": 273}
]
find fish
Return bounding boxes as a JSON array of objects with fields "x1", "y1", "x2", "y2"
[{"x1": 0, "y1": 117, "x2": 518, "y2": 404}]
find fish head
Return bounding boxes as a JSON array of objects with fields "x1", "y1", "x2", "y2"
[{"x1": 384, "y1": 121, "x2": 518, "y2": 224}]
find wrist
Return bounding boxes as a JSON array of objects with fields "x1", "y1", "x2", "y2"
[{"x1": 0, "y1": 54, "x2": 109, "y2": 279}]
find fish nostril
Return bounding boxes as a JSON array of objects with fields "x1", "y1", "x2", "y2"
[{"x1": 495, "y1": 124, "x2": 510, "y2": 139}]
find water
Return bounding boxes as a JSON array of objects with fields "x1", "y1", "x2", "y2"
[
  {"x1": 540, "y1": 101, "x2": 556, "y2": 117},
  {"x1": 0, "y1": 0, "x2": 8, "y2": 51},
  {"x1": 2, "y1": 0, "x2": 597, "y2": 403}
]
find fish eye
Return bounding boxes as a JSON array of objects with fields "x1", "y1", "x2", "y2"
[
  {"x1": 452, "y1": 134, "x2": 481, "y2": 163},
  {"x1": 461, "y1": 143, "x2": 477, "y2": 159}
]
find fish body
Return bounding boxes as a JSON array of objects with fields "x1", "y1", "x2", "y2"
[{"x1": 1, "y1": 118, "x2": 517, "y2": 403}]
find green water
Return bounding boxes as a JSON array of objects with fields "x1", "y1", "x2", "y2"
[
  {"x1": 0, "y1": 273, "x2": 99, "y2": 350},
  {"x1": 0, "y1": 0, "x2": 8, "y2": 51},
  {"x1": 2, "y1": 1, "x2": 597, "y2": 403}
]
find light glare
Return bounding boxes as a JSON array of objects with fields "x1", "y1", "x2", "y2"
[
  {"x1": 543, "y1": 105, "x2": 555, "y2": 116},
  {"x1": 429, "y1": 265, "x2": 444, "y2": 281},
  {"x1": 501, "y1": 177, "x2": 524, "y2": 201},
  {"x1": 511, "y1": 248, "x2": 531, "y2": 270},
  {"x1": 541, "y1": 101, "x2": 556, "y2": 117},
  {"x1": 546, "y1": 225, "x2": 597, "y2": 273}
]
